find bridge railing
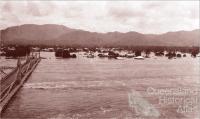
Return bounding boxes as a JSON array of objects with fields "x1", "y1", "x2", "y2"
[{"x1": 0, "y1": 54, "x2": 41, "y2": 112}]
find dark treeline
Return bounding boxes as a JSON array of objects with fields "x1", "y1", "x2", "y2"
[
  {"x1": 55, "y1": 48, "x2": 76, "y2": 58},
  {"x1": 3, "y1": 44, "x2": 199, "y2": 52},
  {"x1": 1, "y1": 46, "x2": 30, "y2": 58},
  {"x1": 1, "y1": 44, "x2": 199, "y2": 58}
]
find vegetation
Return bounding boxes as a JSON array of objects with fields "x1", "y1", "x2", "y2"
[{"x1": 1, "y1": 45, "x2": 199, "y2": 59}]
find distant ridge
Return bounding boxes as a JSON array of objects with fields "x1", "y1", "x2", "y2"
[{"x1": 1, "y1": 24, "x2": 199, "y2": 47}]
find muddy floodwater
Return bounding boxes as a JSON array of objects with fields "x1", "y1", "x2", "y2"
[{"x1": 1, "y1": 52, "x2": 200, "y2": 119}]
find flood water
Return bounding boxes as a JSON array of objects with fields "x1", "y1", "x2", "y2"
[{"x1": 1, "y1": 52, "x2": 200, "y2": 119}]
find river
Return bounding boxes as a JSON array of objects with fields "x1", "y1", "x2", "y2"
[{"x1": 1, "y1": 52, "x2": 200, "y2": 119}]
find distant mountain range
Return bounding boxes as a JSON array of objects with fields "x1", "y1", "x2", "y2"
[{"x1": 0, "y1": 24, "x2": 199, "y2": 47}]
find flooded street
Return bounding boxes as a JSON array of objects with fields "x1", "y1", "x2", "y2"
[{"x1": 1, "y1": 52, "x2": 200, "y2": 119}]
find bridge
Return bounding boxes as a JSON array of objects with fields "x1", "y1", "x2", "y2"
[{"x1": 0, "y1": 55, "x2": 41, "y2": 113}]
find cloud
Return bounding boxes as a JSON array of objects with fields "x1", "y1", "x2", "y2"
[
  {"x1": 63, "y1": 6, "x2": 83, "y2": 18},
  {"x1": 26, "y1": 1, "x2": 55, "y2": 17},
  {"x1": 1, "y1": 2, "x2": 12, "y2": 13},
  {"x1": 27, "y1": 2, "x2": 41, "y2": 16},
  {"x1": 0, "y1": 1, "x2": 199, "y2": 34},
  {"x1": 108, "y1": 7, "x2": 146, "y2": 23}
]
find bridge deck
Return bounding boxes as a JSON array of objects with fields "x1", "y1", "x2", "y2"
[
  {"x1": 0, "y1": 69, "x2": 18, "y2": 93},
  {"x1": 0, "y1": 58, "x2": 41, "y2": 113}
]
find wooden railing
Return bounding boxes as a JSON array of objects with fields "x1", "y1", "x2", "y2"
[{"x1": 0, "y1": 56, "x2": 41, "y2": 113}]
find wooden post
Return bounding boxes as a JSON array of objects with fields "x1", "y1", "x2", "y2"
[
  {"x1": 39, "y1": 50, "x2": 40, "y2": 58},
  {"x1": 16, "y1": 58, "x2": 22, "y2": 84}
]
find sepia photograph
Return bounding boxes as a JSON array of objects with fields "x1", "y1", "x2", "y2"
[{"x1": 0, "y1": 0, "x2": 199, "y2": 119}]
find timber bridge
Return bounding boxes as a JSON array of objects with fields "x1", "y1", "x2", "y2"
[{"x1": 0, "y1": 55, "x2": 41, "y2": 113}]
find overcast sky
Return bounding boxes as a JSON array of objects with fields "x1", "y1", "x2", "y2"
[{"x1": 0, "y1": 1, "x2": 199, "y2": 34}]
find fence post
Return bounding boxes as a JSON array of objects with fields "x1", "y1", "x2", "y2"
[
  {"x1": 38, "y1": 52, "x2": 40, "y2": 58},
  {"x1": 16, "y1": 58, "x2": 22, "y2": 84}
]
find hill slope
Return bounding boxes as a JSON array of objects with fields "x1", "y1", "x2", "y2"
[{"x1": 1, "y1": 24, "x2": 199, "y2": 47}]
